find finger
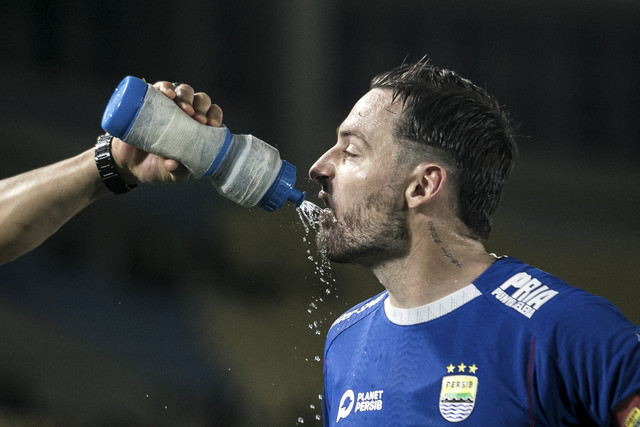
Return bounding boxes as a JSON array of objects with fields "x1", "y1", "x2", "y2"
[
  {"x1": 174, "y1": 83, "x2": 195, "y2": 117},
  {"x1": 192, "y1": 92, "x2": 212, "y2": 124},
  {"x1": 152, "y1": 81, "x2": 177, "y2": 100},
  {"x1": 163, "y1": 158, "x2": 191, "y2": 183},
  {"x1": 206, "y1": 104, "x2": 224, "y2": 127}
]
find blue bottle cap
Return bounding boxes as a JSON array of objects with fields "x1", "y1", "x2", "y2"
[
  {"x1": 101, "y1": 76, "x2": 149, "y2": 139},
  {"x1": 259, "y1": 160, "x2": 306, "y2": 212}
]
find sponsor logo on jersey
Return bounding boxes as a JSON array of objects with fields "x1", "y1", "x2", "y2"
[
  {"x1": 331, "y1": 293, "x2": 386, "y2": 329},
  {"x1": 439, "y1": 362, "x2": 478, "y2": 422},
  {"x1": 336, "y1": 388, "x2": 384, "y2": 423},
  {"x1": 491, "y1": 272, "x2": 558, "y2": 318}
]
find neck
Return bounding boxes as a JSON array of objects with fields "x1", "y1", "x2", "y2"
[{"x1": 371, "y1": 219, "x2": 495, "y2": 309}]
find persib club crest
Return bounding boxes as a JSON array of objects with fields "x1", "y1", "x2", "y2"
[{"x1": 439, "y1": 363, "x2": 478, "y2": 422}]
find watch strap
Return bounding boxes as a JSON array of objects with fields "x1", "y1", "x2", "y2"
[{"x1": 94, "y1": 134, "x2": 137, "y2": 195}]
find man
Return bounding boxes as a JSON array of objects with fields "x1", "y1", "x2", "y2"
[
  {"x1": 5, "y1": 60, "x2": 638, "y2": 426},
  {"x1": 309, "y1": 58, "x2": 640, "y2": 425},
  {"x1": 0, "y1": 81, "x2": 222, "y2": 265}
]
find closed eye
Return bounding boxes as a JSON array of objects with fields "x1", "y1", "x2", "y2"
[{"x1": 343, "y1": 144, "x2": 360, "y2": 158}]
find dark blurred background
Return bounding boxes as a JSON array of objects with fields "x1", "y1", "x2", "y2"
[{"x1": 1, "y1": 0, "x2": 639, "y2": 425}]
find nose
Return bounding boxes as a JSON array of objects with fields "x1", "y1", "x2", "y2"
[{"x1": 309, "y1": 149, "x2": 335, "y2": 184}]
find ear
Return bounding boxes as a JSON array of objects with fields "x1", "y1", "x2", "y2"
[{"x1": 405, "y1": 163, "x2": 447, "y2": 209}]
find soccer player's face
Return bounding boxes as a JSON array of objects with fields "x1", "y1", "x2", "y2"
[{"x1": 308, "y1": 89, "x2": 411, "y2": 265}]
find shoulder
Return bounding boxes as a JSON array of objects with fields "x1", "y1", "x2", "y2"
[
  {"x1": 479, "y1": 257, "x2": 639, "y2": 351},
  {"x1": 483, "y1": 258, "x2": 640, "y2": 422},
  {"x1": 325, "y1": 291, "x2": 387, "y2": 344}
]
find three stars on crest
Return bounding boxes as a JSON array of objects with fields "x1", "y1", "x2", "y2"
[{"x1": 446, "y1": 363, "x2": 478, "y2": 374}]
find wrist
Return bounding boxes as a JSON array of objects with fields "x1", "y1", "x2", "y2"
[{"x1": 94, "y1": 134, "x2": 137, "y2": 195}]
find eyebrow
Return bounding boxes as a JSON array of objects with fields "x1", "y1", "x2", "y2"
[{"x1": 337, "y1": 126, "x2": 370, "y2": 148}]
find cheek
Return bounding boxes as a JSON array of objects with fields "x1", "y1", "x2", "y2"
[
  {"x1": 333, "y1": 158, "x2": 395, "y2": 208},
  {"x1": 341, "y1": 159, "x2": 381, "y2": 184},
  {"x1": 335, "y1": 170, "x2": 369, "y2": 203}
]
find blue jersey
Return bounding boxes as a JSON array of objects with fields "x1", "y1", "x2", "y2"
[{"x1": 323, "y1": 257, "x2": 640, "y2": 426}]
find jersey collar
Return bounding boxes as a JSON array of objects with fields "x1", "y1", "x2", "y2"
[{"x1": 384, "y1": 283, "x2": 482, "y2": 325}]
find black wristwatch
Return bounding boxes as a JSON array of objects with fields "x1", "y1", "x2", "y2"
[{"x1": 94, "y1": 134, "x2": 137, "y2": 195}]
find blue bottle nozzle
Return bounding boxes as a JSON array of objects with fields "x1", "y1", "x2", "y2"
[{"x1": 259, "y1": 160, "x2": 306, "y2": 212}]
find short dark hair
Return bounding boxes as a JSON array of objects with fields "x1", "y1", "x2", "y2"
[{"x1": 371, "y1": 56, "x2": 517, "y2": 240}]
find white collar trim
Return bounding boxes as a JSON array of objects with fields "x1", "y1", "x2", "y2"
[{"x1": 384, "y1": 284, "x2": 482, "y2": 325}]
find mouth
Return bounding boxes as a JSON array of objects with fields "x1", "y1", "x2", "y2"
[
  {"x1": 318, "y1": 207, "x2": 335, "y2": 221},
  {"x1": 318, "y1": 191, "x2": 338, "y2": 226}
]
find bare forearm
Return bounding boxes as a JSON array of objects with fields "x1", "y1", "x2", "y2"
[
  {"x1": 0, "y1": 148, "x2": 110, "y2": 264},
  {"x1": 0, "y1": 81, "x2": 217, "y2": 265}
]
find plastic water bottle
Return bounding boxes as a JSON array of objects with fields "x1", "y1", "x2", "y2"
[{"x1": 101, "y1": 76, "x2": 305, "y2": 212}]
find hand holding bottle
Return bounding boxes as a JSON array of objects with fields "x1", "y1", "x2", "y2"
[
  {"x1": 102, "y1": 76, "x2": 304, "y2": 211},
  {"x1": 110, "y1": 81, "x2": 223, "y2": 186}
]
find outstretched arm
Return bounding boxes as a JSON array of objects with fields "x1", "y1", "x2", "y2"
[{"x1": 0, "y1": 81, "x2": 222, "y2": 265}]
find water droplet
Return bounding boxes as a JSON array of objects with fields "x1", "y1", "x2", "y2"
[{"x1": 296, "y1": 200, "x2": 340, "y2": 416}]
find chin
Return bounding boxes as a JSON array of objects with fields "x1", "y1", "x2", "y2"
[{"x1": 316, "y1": 232, "x2": 376, "y2": 266}]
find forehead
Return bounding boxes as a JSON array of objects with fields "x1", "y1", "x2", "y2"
[{"x1": 339, "y1": 88, "x2": 403, "y2": 142}]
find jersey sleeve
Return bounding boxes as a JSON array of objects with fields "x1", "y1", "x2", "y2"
[{"x1": 533, "y1": 288, "x2": 640, "y2": 425}]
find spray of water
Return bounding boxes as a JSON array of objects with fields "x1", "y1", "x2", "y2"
[
  {"x1": 295, "y1": 200, "x2": 339, "y2": 425},
  {"x1": 297, "y1": 200, "x2": 321, "y2": 233}
]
